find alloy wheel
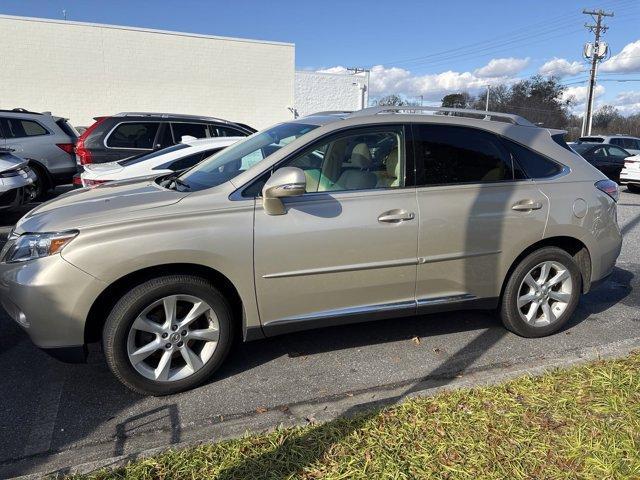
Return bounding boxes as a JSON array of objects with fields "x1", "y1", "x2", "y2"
[
  {"x1": 517, "y1": 261, "x2": 573, "y2": 327},
  {"x1": 126, "y1": 294, "x2": 220, "y2": 382}
]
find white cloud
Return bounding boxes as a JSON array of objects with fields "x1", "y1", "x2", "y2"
[
  {"x1": 601, "y1": 39, "x2": 640, "y2": 73},
  {"x1": 561, "y1": 85, "x2": 606, "y2": 114},
  {"x1": 538, "y1": 58, "x2": 584, "y2": 78},
  {"x1": 612, "y1": 91, "x2": 640, "y2": 115},
  {"x1": 317, "y1": 60, "x2": 525, "y2": 101},
  {"x1": 474, "y1": 57, "x2": 530, "y2": 78}
]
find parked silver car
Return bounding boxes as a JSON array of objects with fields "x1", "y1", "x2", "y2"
[
  {"x1": 0, "y1": 149, "x2": 36, "y2": 210},
  {"x1": 0, "y1": 108, "x2": 78, "y2": 197},
  {"x1": 0, "y1": 106, "x2": 622, "y2": 395}
]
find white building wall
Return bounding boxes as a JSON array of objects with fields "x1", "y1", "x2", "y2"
[
  {"x1": 0, "y1": 15, "x2": 295, "y2": 129},
  {"x1": 295, "y1": 71, "x2": 368, "y2": 117}
]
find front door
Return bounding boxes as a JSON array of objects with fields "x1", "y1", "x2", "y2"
[
  {"x1": 253, "y1": 125, "x2": 419, "y2": 334},
  {"x1": 411, "y1": 124, "x2": 549, "y2": 308}
]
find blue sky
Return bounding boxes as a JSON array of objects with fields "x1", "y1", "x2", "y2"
[{"x1": 2, "y1": 0, "x2": 640, "y2": 113}]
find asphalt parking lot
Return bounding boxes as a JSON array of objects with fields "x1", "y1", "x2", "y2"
[{"x1": 1, "y1": 187, "x2": 640, "y2": 478}]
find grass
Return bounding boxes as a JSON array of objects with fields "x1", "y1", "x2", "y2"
[{"x1": 73, "y1": 353, "x2": 640, "y2": 480}]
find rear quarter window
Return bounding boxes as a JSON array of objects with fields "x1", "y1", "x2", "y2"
[{"x1": 502, "y1": 138, "x2": 563, "y2": 179}]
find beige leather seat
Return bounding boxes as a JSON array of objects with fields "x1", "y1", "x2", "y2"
[
  {"x1": 376, "y1": 149, "x2": 400, "y2": 188},
  {"x1": 330, "y1": 143, "x2": 377, "y2": 191}
]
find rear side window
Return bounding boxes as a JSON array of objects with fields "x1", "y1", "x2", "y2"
[
  {"x1": 0, "y1": 118, "x2": 48, "y2": 138},
  {"x1": 622, "y1": 138, "x2": 639, "y2": 150},
  {"x1": 212, "y1": 126, "x2": 248, "y2": 137},
  {"x1": 578, "y1": 136, "x2": 604, "y2": 143},
  {"x1": 107, "y1": 122, "x2": 159, "y2": 149},
  {"x1": 172, "y1": 123, "x2": 209, "y2": 141},
  {"x1": 55, "y1": 119, "x2": 79, "y2": 138},
  {"x1": 610, "y1": 138, "x2": 625, "y2": 147},
  {"x1": 413, "y1": 125, "x2": 514, "y2": 185},
  {"x1": 503, "y1": 139, "x2": 563, "y2": 179}
]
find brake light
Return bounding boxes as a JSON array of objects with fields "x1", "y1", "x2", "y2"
[
  {"x1": 82, "y1": 178, "x2": 108, "y2": 188},
  {"x1": 56, "y1": 143, "x2": 75, "y2": 154},
  {"x1": 595, "y1": 179, "x2": 619, "y2": 202},
  {"x1": 75, "y1": 117, "x2": 107, "y2": 165},
  {"x1": 72, "y1": 174, "x2": 83, "y2": 186}
]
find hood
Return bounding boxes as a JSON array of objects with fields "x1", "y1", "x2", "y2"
[{"x1": 15, "y1": 178, "x2": 189, "y2": 233}]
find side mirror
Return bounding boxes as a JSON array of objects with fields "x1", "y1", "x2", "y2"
[{"x1": 262, "y1": 167, "x2": 306, "y2": 215}]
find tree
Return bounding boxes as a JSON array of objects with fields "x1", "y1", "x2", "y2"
[
  {"x1": 592, "y1": 105, "x2": 621, "y2": 131},
  {"x1": 441, "y1": 93, "x2": 471, "y2": 109},
  {"x1": 377, "y1": 94, "x2": 419, "y2": 107}
]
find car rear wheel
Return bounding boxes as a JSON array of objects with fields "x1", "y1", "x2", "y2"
[
  {"x1": 500, "y1": 247, "x2": 582, "y2": 338},
  {"x1": 103, "y1": 275, "x2": 234, "y2": 395}
]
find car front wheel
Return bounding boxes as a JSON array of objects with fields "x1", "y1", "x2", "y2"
[
  {"x1": 103, "y1": 275, "x2": 234, "y2": 395},
  {"x1": 500, "y1": 247, "x2": 582, "y2": 338}
]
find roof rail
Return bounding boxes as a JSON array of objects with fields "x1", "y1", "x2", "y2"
[
  {"x1": 308, "y1": 110, "x2": 353, "y2": 116},
  {"x1": 348, "y1": 106, "x2": 535, "y2": 127},
  {"x1": 114, "y1": 112, "x2": 231, "y2": 123},
  {"x1": 0, "y1": 108, "x2": 43, "y2": 115}
]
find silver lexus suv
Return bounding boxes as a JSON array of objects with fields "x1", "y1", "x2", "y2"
[{"x1": 0, "y1": 107, "x2": 622, "y2": 395}]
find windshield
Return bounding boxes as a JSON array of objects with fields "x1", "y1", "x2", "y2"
[
  {"x1": 177, "y1": 122, "x2": 318, "y2": 191},
  {"x1": 119, "y1": 143, "x2": 190, "y2": 166}
]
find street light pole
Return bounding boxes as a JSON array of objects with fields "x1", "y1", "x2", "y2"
[{"x1": 485, "y1": 85, "x2": 490, "y2": 111}]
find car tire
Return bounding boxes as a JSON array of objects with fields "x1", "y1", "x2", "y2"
[
  {"x1": 29, "y1": 162, "x2": 50, "y2": 200},
  {"x1": 500, "y1": 247, "x2": 582, "y2": 338},
  {"x1": 103, "y1": 275, "x2": 234, "y2": 396},
  {"x1": 627, "y1": 184, "x2": 640, "y2": 193}
]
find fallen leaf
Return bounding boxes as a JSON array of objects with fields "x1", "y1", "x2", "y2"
[
  {"x1": 256, "y1": 407, "x2": 268, "y2": 414},
  {"x1": 411, "y1": 336, "x2": 421, "y2": 345},
  {"x1": 279, "y1": 405, "x2": 290, "y2": 413}
]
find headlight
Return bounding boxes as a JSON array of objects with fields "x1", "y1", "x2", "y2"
[{"x1": 0, "y1": 230, "x2": 79, "y2": 263}]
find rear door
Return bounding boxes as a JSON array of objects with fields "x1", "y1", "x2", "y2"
[{"x1": 412, "y1": 124, "x2": 549, "y2": 309}]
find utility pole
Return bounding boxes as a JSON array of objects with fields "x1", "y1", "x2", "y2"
[
  {"x1": 485, "y1": 85, "x2": 490, "y2": 111},
  {"x1": 347, "y1": 67, "x2": 370, "y2": 109},
  {"x1": 581, "y1": 8, "x2": 614, "y2": 136}
]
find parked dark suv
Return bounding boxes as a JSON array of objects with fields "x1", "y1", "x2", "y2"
[{"x1": 74, "y1": 113, "x2": 255, "y2": 168}]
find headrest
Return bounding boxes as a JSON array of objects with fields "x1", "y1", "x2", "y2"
[
  {"x1": 350, "y1": 143, "x2": 372, "y2": 168},
  {"x1": 386, "y1": 149, "x2": 400, "y2": 178}
]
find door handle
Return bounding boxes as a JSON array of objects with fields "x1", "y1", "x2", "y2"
[
  {"x1": 512, "y1": 200, "x2": 543, "y2": 211},
  {"x1": 378, "y1": 210, "x2": 415, "y2": 223}
]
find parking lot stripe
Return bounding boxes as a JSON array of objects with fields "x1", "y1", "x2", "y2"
[{"x1": 22, "y1": 381, "x2": 64, "y2": 457}]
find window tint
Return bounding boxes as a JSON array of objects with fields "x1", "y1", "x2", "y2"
[
  {"x1": 622, "y1": 138, "x2": 639, "y2": 150},
  {"x1": 212, "y1": 126, "x2": 248, "y2": 137},
  {"x1": 414, "y1": 125, "x2": 513, "y2": 185},
  {"x1": 610, "y1": 138, "x2": 625, "y2": 147},
  {"x1": 281, "y1": 128, "x2": 404, "y2": 193},
  {"x1": 578, "y1": 136, "x2": 604, "y2": 143},
  {"x1": 107, "y1": 122, "x2": 159, "y2": 149},
  {"x1": 503, "y1": 139, "x2": 563, "y2": 178},
  {"x1": 158, "y1": 124, "x2": 174, "y2": 148},
  {"x1": 171, "y1": 123, "x2": 209, "y2": 141},
  {"x1": 0, "y1": 118, "x2": 48, "y2": 138}
]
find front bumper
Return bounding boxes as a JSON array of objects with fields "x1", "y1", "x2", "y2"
[{"x1": 0, "y1": 254, "x2": 106, "y2": 360}]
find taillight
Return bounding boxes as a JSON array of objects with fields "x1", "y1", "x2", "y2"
[
  {"x1": 82, "y1": 178, "x2": 108, "y2": 188},
  {"x1": 75, "y1": 117, "x2": 107, "y2": 165},
  {"x1": 595, "y1": 179, "x2": 619, "y2": 202},
  {"x1": 72, "y1": 174, "x2": 83, "y2": 186},
  {"x1": 56, "y1": 143, "x2": 75, "y2": 154}
]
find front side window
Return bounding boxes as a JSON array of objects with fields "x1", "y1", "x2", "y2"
[
  {"x1": 281, "y1": 127, "x2": 404, "y2": 193},
  {"x1": 0, "y1": 118, "x2": 48, "y2": 138},
  {"x1": 172, "y1": 123, "x2": 209, "y2": 141},
  {"x1": 107, "y1": 122, "x2": 160, "y2": 149},
  {"x1": 177, "y1": 122, "x2": 318, "y2": 191},
  {"x1": 414, "y1": 125, "x2": 513, "y2": 185}
]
